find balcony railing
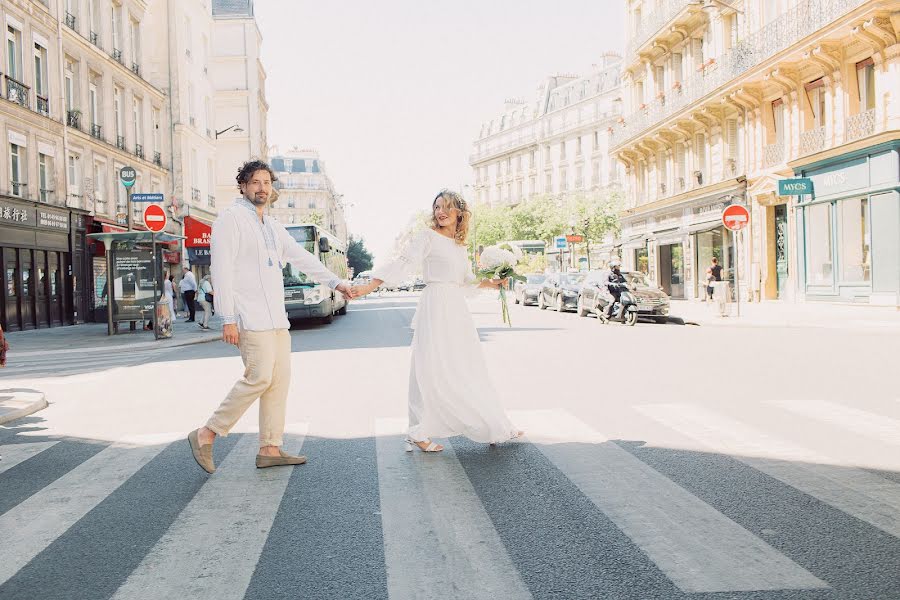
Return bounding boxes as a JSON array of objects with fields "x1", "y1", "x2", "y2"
[
  {"x1": 5, "y1": 76, "x2": 30, "y2": 109},
  {"x1": 134, "y1": 144, "x2": 144, "y2": 159},
  {"x1": 40, "y1": 188, "x2": 54, "y2": 203},
  {"x1": 845, "y1": 109, "x2": 875, "y2": 143},
  {"x1": 10, "y1": 182, "x2": 27, "y2": 198},
  {"x1": 469, "y1": 131, "x2": 538, "y2": 163},
  {"x1": 764, "y1": 142, "x2": 785, "y2": 168},
  {"x1": 90, "y1": 123, "x2": 103, "y2": 140},
  {"x1": 90, "y1": 31, "x2": 100, "y2": 47},
  {"x1": 36, "y1": 94, "x2": 49, "y2": 116},
  {"x1": 131, "y1": 63, "x2": 140, "y2": 76},
  {"x1": 191, "y1": 188, "x2": 201, "y2": 202},
  {"x1": 612, "y1": 0, "x2": 869, "y2": 149},
  {"x1": 799, "y1": 126, "x2": 826, "y2": 156},
  {"x1": 65, "y1": 12, "x2": 76, "y2": 30},
  {"x1": 116, "y1": 135, "x2": 126, "y2": 150},
  {"x1": 207, "y1": 194, "x2": 216, "y2": 208},
  {"x1": 626, "y1": 0, "x2": 693, "y2": 60},
  {"x1": 67, "y1": 110, "x2": 81, "y2": 129},
  {"x1": 112, "y1": 48, "x2": 123, "y2": 65},
  {"x1": 153, "y1": 151, "x2": 162, "y2": 166}
]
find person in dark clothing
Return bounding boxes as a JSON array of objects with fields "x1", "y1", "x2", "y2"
[
  {"x1": 706, "y1": 257, "x2": 723, "y2": 300},
  {"x1": 604, "y1": 260, "x2": 628, "y2": 320}
]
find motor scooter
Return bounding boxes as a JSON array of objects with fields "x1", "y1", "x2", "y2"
[{"x1": 597, "y1": 281, "x2": 639, "y2": 326}]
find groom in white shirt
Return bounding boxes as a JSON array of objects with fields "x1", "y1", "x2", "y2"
[{"x1": 188, "y1": 160, "x2": 352, "y2": 473}]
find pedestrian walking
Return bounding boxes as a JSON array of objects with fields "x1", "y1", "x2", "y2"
[
  {"x1": 188, "y1": 159, "x2": 352, "y2": 473},
  {"x1": 164, "y1": 273, "x2": 177, "y2": 322},
  {"x1": 179, "y1": 267, "x2": 197, "y2": 322},
  {"x1": 351, "y1": 189, "x2": 523, "y2": 452},
  {"x1": 707, "y1": 257, "x2": 723, "y2": 301},
  {"x1": 198, "y1": 275, "x2": 214, "y2": 329}
]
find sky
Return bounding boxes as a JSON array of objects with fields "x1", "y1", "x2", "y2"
[{"x1": 255, "y1": 0, "x2": 626, "y2": 261}]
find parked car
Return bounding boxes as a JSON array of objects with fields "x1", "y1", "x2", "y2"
[
  {"x1": 412, "y1": 278, "x2": 427, "y2": 291},
  {"x1": 538, "y1": 271, "x2": 586, "y2": 312},
  {"x1": 514, "y1": 273, "x2": 547, "y2": 306},
  {"x1": 579, "y1": 269, "x2": 671, "y2": 323},
  {"x1": 397, "y1": 280, "x2": 414, "y2": 292}
]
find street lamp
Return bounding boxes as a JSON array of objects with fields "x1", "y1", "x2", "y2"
[{"x1": 214, "y1": 124, "x2": 244, "y2": 139}]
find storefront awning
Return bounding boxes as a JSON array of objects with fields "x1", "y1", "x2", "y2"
[{"x1": 184, "y1": 215, "x2": 212, "y2": 248}]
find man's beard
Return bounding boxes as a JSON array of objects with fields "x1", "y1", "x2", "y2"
[{"x1": 247, "y1": 193, "x2": 268, "y2": 206}]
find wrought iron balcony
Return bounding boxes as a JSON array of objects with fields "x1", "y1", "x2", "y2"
[
  {"x1": 116, "y1": 135, "x2": 126, "y2": 150},
  {"x1": 65, "y1": 12, "x2": 76, "y2": 30},
  {"x1": 207, "y1": 194, "x2": 216, "y2": 208},
  {"x1": 5, "y1": 76, "x2": 30, "y2": 109},
  {"x1": 626, "y1": 0, "x2": 693, "y2": 60},
  {"x1": 90, "y1": 31, "x2": 100, "y2": 47},
  {"x1": 153, "y1": 151, "x2": 162, "y2": 166},
  {"x1": 90, "y1": 123, "x2": 103, "y2": 140},
  {"x1": 10, "y1": 182, "x2": 27, "y2": 198},
  {"x1": 67, "y1": 110, "x2": 81, "y2": 129},
  {"x1": 799, "y1": 126, "x2": 826, "y2": 156},
  {"x1": 112, "y1": 48, "x2": 123, "y2": 64},
  {"x1": 36, "y1": 94, "x2": 49, "y2": 116},
  {"x1": 612, "y1": 0, "x2": 869, "y2": 150},
  {"x1": 134, "y1": 144, "x2": 144, "y2": 159},
  {"x1": 191, "y1": 188, "x2": 201, "y2": 202},
  {"x1": 131, "y1": 63, "x2": 140, "y2": 76},
  {"x1": 764, "y1": 143, "x2": 785, "y2": 168},
  {"x1": 845, "y1": 109, "x2": 875, "y2": 143}
]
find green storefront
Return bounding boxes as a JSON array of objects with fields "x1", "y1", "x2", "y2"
[{"x1": 795, "y1": 140, "x2": 900, "y2": 306}]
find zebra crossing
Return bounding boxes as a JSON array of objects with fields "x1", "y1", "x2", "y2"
[
  {"x1": 1, "y1": 401, "x2": 899, "y2": 600},
  {"x1": 0, "y1": 345, "x2": 174, "y2": 380}
]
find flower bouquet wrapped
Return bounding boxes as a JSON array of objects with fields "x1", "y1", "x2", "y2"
[{"x1": 477, "y1": 243, "x2": 527, "y2": 327}]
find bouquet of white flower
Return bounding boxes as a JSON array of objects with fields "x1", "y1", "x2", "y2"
[{"x1": 477, "y1": 243, "x2": 527, "y2": 327}]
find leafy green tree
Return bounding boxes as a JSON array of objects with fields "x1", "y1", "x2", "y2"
[
  {"x1": 347, "y1": 236, "x2": 374, "y2": 276},
  {"x1": 306, "y1": 211, "x2": 325, "y2": 227}
]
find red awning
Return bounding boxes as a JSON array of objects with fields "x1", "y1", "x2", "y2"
[{"x1": 184, "y1": 215, "x2": 212, "y2": 248}]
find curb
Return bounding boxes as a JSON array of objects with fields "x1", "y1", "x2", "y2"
[
  {"x1": 15, "y1": 331, "x2": 221, "y2": 358},
  {"x1": 0, "y1": 391, "x2": 48, "y2": 425}
]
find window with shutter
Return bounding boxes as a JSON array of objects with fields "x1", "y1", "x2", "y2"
[
  {"x1": 694, "y1": 133, "x2": 706, "y2": 183},
  {"x1": 726, "y1": 118, "x2": 739, "y2": 163},
  {"x1": 676, "y1": 143, "x2": 686, "y2": 189}
]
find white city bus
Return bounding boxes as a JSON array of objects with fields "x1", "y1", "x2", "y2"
[{"x1": 283, "y1": 223, "x2": 349, "y2": 324}]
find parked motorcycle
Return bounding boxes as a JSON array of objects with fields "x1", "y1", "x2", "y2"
[{"x1": 597, "y1": 281, "x2": 639, "y2": 326}]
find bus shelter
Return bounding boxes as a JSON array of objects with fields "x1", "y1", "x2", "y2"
[{"x1": 86, "y1": 231, "x2": 185, "y2": 338}]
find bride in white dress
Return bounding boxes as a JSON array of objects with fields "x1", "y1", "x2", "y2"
[{"x1": 351, "y1": 190, "x2": 523, "y2": 452}]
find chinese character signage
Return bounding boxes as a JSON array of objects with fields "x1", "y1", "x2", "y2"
[{"x1": 0, "y1": 203, "x2": 70, "y2": 232}]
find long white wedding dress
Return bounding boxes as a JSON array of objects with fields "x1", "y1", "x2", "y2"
[{"x1": 372, "y1": 228, "x2": 519, "y2": 443}]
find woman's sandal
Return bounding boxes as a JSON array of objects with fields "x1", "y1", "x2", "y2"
[{"x1": 405, "y1": 438, "x2": 444, "y2": 452}]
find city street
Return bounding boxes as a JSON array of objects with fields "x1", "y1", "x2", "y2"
[{"x1": 1, "y1": 293, "x2": 899, "y2": 600}]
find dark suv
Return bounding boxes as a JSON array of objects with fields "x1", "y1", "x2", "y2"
[
  {"x1": 514, "y1": 273, "x2": 547, "y2": 306},
  {"x1": 538, "y1": 272, "x2": 586, "y2": 312}
]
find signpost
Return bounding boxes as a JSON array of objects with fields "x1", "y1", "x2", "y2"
[
  {"x1": 131, "y1": 193, "x2": 164, "y2": 203},
  {"x1": 565, "y1": 234, "x2": 584, "y2": 243},
  {"x1": 120, "y1": 166, "x2": 136, "y2": 231},
  {"x1": 554, "y1": 236, "x2": 567, "y2": 271},
  {"x1": 777, "y1": 178, "x2": 814, "y2": 196},
  {"x1": 142, "y1": 204, "x2": 167, "y2": 339},
  {"x1": 142, "y1": 204, "x2": 167, "y2": 232},
  {"x1": 722, "y1": 204, "x2": 751, "y2": 317}
]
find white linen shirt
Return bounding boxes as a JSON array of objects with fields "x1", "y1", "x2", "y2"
[{"x1": 210, "y1": 200, "x2": 343, "y2": 331}]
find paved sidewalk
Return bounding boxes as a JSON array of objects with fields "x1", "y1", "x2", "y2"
[
  {"x1": 6, "y1": 312, "x2": 223, "y2": 357},
  {"x1": 670, "y1": 299, "x2": 900, "y2": 331},
  {"x1": 0, "y1": 389, "x2": 47, "y2": 425}
]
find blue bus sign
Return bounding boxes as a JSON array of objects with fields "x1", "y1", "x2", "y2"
[
  {"x1": 130, "y1": 193, "x2": 164, "y2": 203},
  {"x1": 778, "y1": 178, "x2": 814, "y2": 196},
  {"x1": 555, "y1": 236, "x2": 567, "y2": 249}
]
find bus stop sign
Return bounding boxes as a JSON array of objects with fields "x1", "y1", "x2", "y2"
[{"x1": 722, "y1": 204, "x2": 750, "y2": 232}]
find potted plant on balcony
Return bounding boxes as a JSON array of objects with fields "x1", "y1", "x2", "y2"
[
  {"x1": 671, "y1": 81, "x2": 682, "y2": 91},
  {"x1": 656, "y1": 90, "x2": 666, "y2": 100},
  {"x1": 638, "y1": 103, "x2": 648, "y2": 111}
]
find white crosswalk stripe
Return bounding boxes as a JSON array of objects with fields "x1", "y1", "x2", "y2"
[
  {"x1": 0, "y1": 348, "x2": 168, "y2": 378},
  {"x1": 111, "y1": 426, "x2": 307, "y2": 600},
  {"x1": 0, "y1": 441, "x2": 58, "y2": 475},
  {"x1": 635, "y1": 403, "x2": 900, "y2": 540},
  {"x1": 511, "y1": 409, "x2": 827, "y2": 593},
  {"x1": 769, "y1": 399, "x2": 900, "y2": 447},
  {"x1": 0, "y1": 439, "x2": 169, "y2": 586},
  {"x1": 375, "y1": 418, "x2": 532, "y2": 600}
]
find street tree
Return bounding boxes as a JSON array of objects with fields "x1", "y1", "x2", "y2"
[{"x1": 347, "y1": 236, "x2": 374, "y2": 276}]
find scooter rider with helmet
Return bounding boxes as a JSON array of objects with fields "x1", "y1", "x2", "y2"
[{"x1": 604, "y1": 259, "x2": 628, "y2": 320}]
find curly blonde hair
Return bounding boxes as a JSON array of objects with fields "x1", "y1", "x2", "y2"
[{"x1": 431, "y1": 189, "x2": 471, "y2": 246}]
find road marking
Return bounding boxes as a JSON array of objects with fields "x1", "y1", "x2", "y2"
[
  {"x1": 511, "y1": 409, "x2": 827, "y2": 593},
  {"x1": 0, "y1": 441, "x2": 166, "y2": 586},
  {"x1": 110, "y1": 425, "x2": 307, "y2": 600},
  {"x1": 374, "y1": 418, "x2": 532, "y2": 600},
  {"x1": 635, "y1": 403, "x2": 900, "y2": 540},
  {"x1": 0, "y1": 441, "x2": 58, "y2": 475},
  {"x1": 769, "y1": 400, "x2": 900, "y2": 447}
]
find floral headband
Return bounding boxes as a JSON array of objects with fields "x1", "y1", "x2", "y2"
[{"x1": 434, "y1": 189, "x2": 468, "y2": 211}]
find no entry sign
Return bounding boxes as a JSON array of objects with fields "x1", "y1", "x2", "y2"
[
  {"x1": 722, "y1": 204, "x2": 750, "y2": 232},
  {"x1": 143, "y1": 203, "x2": 167, "y2": 232}
]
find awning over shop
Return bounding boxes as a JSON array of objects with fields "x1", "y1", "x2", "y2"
[
  {"x1": 187, "y1": 247, "x2": 211, "y2": 266},
  {"x1": 184, "y1": 215, "x2": 212, "y2": 248}
]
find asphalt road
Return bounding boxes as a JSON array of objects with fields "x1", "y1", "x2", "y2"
[{"x1": 1, "y1": 292, "x2": 899, "y2": 600}]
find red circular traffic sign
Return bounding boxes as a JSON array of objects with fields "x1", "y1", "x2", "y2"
[
  {"x1": 722, "y1": 204, "x2": 750, "y2": 232},
  {"x1": 143, "y1": 204, "x2": 167, "y2": 232}
]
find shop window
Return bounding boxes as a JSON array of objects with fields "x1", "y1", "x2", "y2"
[
  {"x1": 806, "y1": 202, "x2": 833, "y2": 286},
  {"x1": 840, "y1": 198, "x2": 870, "y2": 282},
  {"x1": 6, "y1": 263, "x2": 17, "y2": 297}
]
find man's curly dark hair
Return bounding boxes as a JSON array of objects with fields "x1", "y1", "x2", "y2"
[{"x1": 235, "y1": 159, "x2": 277, "y2": 192}]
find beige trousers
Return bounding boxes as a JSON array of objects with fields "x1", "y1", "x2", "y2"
[{"x1": 206, "y1": 328, "x2": 291, "y2": 447}]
